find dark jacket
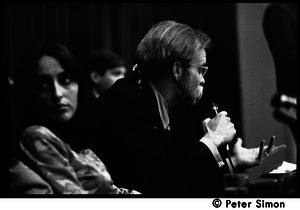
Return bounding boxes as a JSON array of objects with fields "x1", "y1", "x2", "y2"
[{"x1": 91, "y1": 75, "x2": 227, "y2": 196}]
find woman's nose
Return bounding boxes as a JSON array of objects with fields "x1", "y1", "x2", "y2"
[
  {"x1": 53, "y1": 82, "x2": 64, "y2": 99},
  {"x1": 116, "y1": 75, "x2": 124, "y2": 81}
]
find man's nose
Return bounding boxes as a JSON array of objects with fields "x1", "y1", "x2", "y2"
[{"x1": 200, "y1": 75, "x2": 205, "y2": 85}]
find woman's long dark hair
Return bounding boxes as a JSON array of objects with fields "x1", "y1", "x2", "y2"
[{"x1": 14, "y1": 41, "x2": 95, "y2": 153}]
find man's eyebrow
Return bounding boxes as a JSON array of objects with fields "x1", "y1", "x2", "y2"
[{"x1": 198, "y1": 61, "x2": 207, "y2": 66}]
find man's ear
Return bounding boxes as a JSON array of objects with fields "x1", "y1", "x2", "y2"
[
  {"x1": 90, "y1": 71, "x2": 101, "y2": 84},
  {"x1": 172, "y1": 61, "x2": 183, "y2": 81}
]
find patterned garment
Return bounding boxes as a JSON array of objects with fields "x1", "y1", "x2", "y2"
[
  {"x1": 9, "y1": 158, "x2": 53, "y2": 194},
  {"x1": 20, "y1": 125, "x2": 139, "y2": 194}
]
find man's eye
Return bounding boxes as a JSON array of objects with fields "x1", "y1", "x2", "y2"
[{"x1": 199, "y1": 66, "x2": 208, "y2": 76}]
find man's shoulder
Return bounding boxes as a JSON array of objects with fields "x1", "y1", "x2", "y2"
[
  {"x1": 112, "y1": 77, "x2": 140, "y2": 92},
  {"x1": 97, "y1": 76, "x2": 153, "y2": 105},
  {"x1": 94, "y1": 76, "x2": 158, "y2": 122},
  {"x1": 102, "y1": 77, "x2": 140, "y2": 98}
]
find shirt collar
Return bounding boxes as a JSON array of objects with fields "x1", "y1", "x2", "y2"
[{"x1": 148, "y1": 82, "x2": 170, "y2": 130}]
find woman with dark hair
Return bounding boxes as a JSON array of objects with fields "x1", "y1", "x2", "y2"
[
  {"x1": 14, "y1": 41, "x2": 94, "y2": 151},
  {"x1": 10, "y1": 41, "x2": 138, "y2": 194}
]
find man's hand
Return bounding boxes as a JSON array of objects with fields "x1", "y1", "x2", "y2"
[
  {"x1": 202, "y1": 111, "x2": 236, "y2": 148},
  {"x1": 231, "y1": 136, "x2": 286, "y2": 168}
]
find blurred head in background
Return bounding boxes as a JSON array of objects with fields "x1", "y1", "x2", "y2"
[{"x1": 86, "y1": 49, "x2": 126, "y2": 98}]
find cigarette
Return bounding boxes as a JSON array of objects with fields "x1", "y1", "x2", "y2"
[
  {"x1": 212, "y1": 103, "x2": 219, "y2": 115},
  {"x1": 212, "y1": 103, "x2": 229, "y2": 151}
]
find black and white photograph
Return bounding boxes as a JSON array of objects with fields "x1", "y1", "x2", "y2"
[{"x1": 2, "y1": 2, "x2": 298, "y2": 208}]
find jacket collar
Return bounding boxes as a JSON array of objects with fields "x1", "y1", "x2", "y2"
[{"x1": 148, "y1": 82, "x2": 170, "y2": 130}]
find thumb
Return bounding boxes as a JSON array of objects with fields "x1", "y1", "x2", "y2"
[{"x1": 234, "y1": 137, "x2": 243, "y2": 149}]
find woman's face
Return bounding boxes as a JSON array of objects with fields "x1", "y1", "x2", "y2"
[{"x1": 32, "y1": 55, "x2": 79, "y2": 124}]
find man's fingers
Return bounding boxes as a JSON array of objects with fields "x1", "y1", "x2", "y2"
[
  {"x1": 202, "y1": 118, "x2": 211, "y2": 124},
  {"x1": 265, "y1": 136, "x2": 286, "y2": 156},
  {"x1": 257, "y1": 140, "x2": 265, "y2": 164},
  {"x1": 269, "y1": 144, "x2": 287, "y2": 156},
  {"x1": 236, "y1": 137, "x2": 243, "y2": 147},
  {"x1": 265, "y1": 136, "x2": 275, "y2": 154},
  {"x1": 202, "y1": 118, "x2": 211, "y2": 132},
  {"x1": 219, "y1": 111, "x2": 228, "y2": 116}
]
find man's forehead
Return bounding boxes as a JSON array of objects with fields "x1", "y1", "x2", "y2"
[{"x1": 194, "y1": 49, "x2": 206, "y2": 63}]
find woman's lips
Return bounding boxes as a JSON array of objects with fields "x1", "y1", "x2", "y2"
[{"x1": 53, "y1": 104, "x2": 70, "y2": 111}]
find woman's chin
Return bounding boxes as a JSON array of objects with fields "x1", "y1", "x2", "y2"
[{"x1": 52, "y1": 112, "x2": 74, "y2": 124}]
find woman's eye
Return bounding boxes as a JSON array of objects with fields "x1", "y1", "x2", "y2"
[
  {"x1": 59, "y1": 74, "x2": 75, "y2": 86},
  {"x1": 34, "y1": 79, "x2": 50, "y2": 90},
  {"x1": 112, "y1": 71, "x2": 122, "y2": 76}
]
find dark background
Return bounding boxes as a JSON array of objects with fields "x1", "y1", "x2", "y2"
[
  {"x1": 2, "y1": 2, "x2": 298, "y2": 197},
  {"x1": 2, "y1": 2, "x2": 242, "y2": 195},
  {"x1": 3, "y1": 2, "x2": 242, "y2": 135}
]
